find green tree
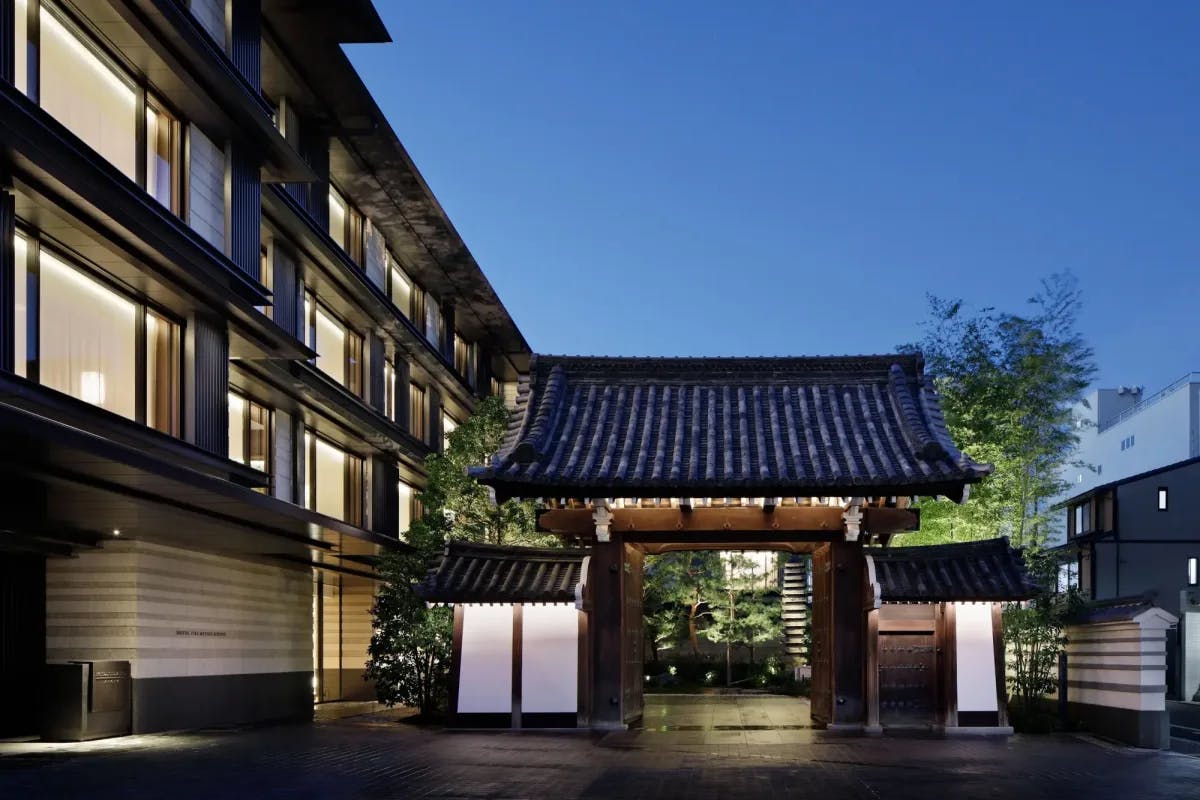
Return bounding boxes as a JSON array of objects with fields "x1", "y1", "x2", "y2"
[
  {"x1": 1003, "y1": 550, "x2": 1085, "y2": 717},
  {"x1": 643, "y1": 551, "x2": 726, "y2": 657},
  {"x1": 901, "y1": 272, "x2": 1096, "y2": 547},
  {"x1": 366, "y1": 396, "x2": 549, "y2": 715},
  {"x1": 702, "y1": 553, "x2": 784, "y2": 684}
]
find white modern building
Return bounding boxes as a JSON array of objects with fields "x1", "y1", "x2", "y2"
[{"x1": 1052, "y1": 374, "x2": 1200, "y2": 545}]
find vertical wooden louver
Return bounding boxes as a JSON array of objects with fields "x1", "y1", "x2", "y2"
[
  {"x1": 228, "y1": 0, "x2": 262, "y2": 90},
  {"x1": 228, "y1": 145, "x2": 261, "y2": 281}
]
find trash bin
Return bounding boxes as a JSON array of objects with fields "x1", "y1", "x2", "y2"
[{"x1": 42, "y1": 660, "x2": 131, "y2": 741}]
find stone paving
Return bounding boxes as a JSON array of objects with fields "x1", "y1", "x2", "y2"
[{"x1": 1, "y1": 694, "x2": 1198, "y2": 799}]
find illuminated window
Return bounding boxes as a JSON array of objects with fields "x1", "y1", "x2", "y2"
[
  {"x1": 13, "y1": 231, "x2": 180, "y2": 434},
  {"x1": 228, "y1": 392, "x2": 272, "y2": 479},
  {"x1": 397, "y1": 479, "x2": 418, "y2": 539},
  {"x1": 383, "y1": 361, "x2": 396, "y2": 421},
  {"x1": 424, "y1": 300, "x2": 443, "y2": 348},
  {"x1": 22, "y1": 3, "x2": 181, "y2": 211},
  {"x1": 409, "y1": 383, "x2": 427, "y2": 442},
  {"x1": 328, "y1": 185, "x2": 363, "y2": 263},
  {"x1": 328, "y1": 187, "x2": 347, "y2": 250},
  {"x1": 1189, "y1": 558, "x2": 1198, "y2": 587},
  {"x1": 304, "y1": 294, "x2": 363, "y2": 397},
  {"x1": 442, "y1": 411, "x2": 459, "y2": 452},
  {"x1": 303, "y1": 432, "x2": 364, "y2": 526},
  {"x1": 388, "y1": 258, "x2": 413, "y2": 318},
  {"x1": 1158, "y1": 487, "x2": 1168, "y2": 511},
  {"x1": 454, "y1": 333, "x2": 475, "y2": 384}
]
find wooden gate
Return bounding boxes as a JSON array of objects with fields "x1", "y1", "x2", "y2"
[
  {"x1": 809, "y1": 543, "x2": 833, "y2": 725},
  {"x1": 878, "y1": 632, "x2": 937, "y2": 726},
  {"x1": 621, "y1": 544, "x2": 644, "y2": 724}
]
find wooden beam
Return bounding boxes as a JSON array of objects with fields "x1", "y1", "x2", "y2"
[{"x1": 537, "y1": 506, "x2": 919, "y2": 537}]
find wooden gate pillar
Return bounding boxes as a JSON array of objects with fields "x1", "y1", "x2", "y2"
[
  {"x1": 829, "y1": 539, "x2": 867, "y2": 729},
  {"x1": 589, "y1": 535, "x2": 625, "y2": 729}
]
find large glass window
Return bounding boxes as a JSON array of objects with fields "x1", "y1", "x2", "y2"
[
  {"x1": 442, "y1": 411, "x2": 459, "y2": 452},
  {"x1": 383, "y1": 360, "x2": 396, "y2": 421},
  {"x1": 39, "y1": 6, "x2": 137, "y2": 179},
  {"x1": 328, "y1": 183, "x2": 364, "y2": 263},
  {"x1": 305, "y1": 294, "x2": 364, "y2": 397},
  {"x1": 409, "y1": 382, "x2": 427, "y2": 442},
  {"x1": 328, "y1": 187, "x2": 347, "y2": 251},
  {"x1": 12, "y1": 231, "x2": 180, "y2": 434},
  {"x1": 145, "y1": 310, "x2": 179, "y2": 434},
  {"x1": 14, "y1": 0, "x2": 28, "y2": 94},
  {"x1": 424, "y1": 299, "x2": 443, "y2": 348},
  {"x1": 397, "y1": 479, "x2": 414, "y2": 538},
  {"x1": 13, "y1": 233, "x2": 28, "y2": 379},
  {"x1": 304, "y1": 432, "x2": 364, "y2": 526},
  {"x1": 388, "y1": 258, "x2": 413, "y2": 319},
  {"x1": 145, "y1": 101, "x2": 178, "y2": 210},
  {"x1": 453, "y1": 333, "x2": 474, "y2": 384},
  {"x1": 229, "y1": 392, "x2": 271, "y2": 475},
  {"x1": 19, "y1": 2, "x2": 182, "y2": 211}
]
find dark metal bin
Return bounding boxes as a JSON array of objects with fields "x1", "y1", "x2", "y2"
[{"x1": 42, "y1": 660, "x2": 132, "y2": 741}]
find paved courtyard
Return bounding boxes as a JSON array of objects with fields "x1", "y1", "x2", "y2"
[{"x1": 2, "y1": 694, "x2": 1198, "y2": 799}]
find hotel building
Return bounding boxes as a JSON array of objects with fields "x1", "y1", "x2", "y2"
[{"x1": 0, "y1": 0, "x2": 528, "y2": 735}]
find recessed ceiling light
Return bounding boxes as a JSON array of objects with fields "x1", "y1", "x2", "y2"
[{"x1": 112, "y1": 529, "x2": 121, "y2": 536}]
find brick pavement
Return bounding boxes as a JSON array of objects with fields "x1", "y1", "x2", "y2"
[{"x1": 1, "y1": 695, "x2": 1198, "y2": 799}]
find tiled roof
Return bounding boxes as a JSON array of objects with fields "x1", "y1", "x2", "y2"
[
  {"x1": 473, "y1": 354, "x2": 991, "y2": 499},
  {"x1": 1064, "y1": 594, "x2": 1158, "y2": 625},
  {"x1": 414, "y1": 540, "x2": 587, "y2": 604},
  {"x1": 868, "y1": 538, "x2": 1039, "y2": 602}
]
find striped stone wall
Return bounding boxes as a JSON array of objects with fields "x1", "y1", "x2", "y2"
[
  {"x1": 46, "y1": 541, "x2": 313, "y2": 732},
  {"x1": 1064, "y1": 618, "x2": 1173, "y2": 748}
]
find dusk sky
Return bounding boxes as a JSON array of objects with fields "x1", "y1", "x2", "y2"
[{"x1": 347, "y1": 1, "x2": 1200, "y2": 394}]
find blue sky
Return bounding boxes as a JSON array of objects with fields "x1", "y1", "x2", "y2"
[{"x1": 347, "y1": 2, "x2": 1200, "y2": 393}]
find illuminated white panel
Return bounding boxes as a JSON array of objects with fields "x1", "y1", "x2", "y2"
[
  {"x1": 39, "y1": 8, "x2": 137, "y2": 179},
  {"x1": 955, "y1": 603, "x2": 998, "y2": 713},
  {"x1": 521, "y1": 604, "x2": 578, "y2": 713},
  {"x1": 458, "y1": 605, "x2": 513, "y2": 714}
]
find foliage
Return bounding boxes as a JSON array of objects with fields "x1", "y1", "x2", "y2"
[
  {"x1": 366, "y1": 580, "x2": 451, "y2": 715},
  {"x1": 1003, "y1": 548, "x2": 1085, "y2": 716},
  {"x1": 367, "y1": 396, "x2": 548, "y2": 715},
  {"x1": 702, "y1": 555, "x2": 784, "y2": 678},
  {"x1": 702, "y1": 587, "x2": 783, "y2": 666},
  {"x1": 900, "y1": 272, "x2": 1096, "y2": 547},
  {"x1": 643, "y1": 551, "x2": 727, "y2": 657}
]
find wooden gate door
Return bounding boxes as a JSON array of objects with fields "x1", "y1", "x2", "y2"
[
  {"x1": 809, "y1": 544, "x2": 833, "y2": 725},
  {"x1": 878, "y1": 633, "x2": 937, "y2": 726},
  {"x1": 621, "y1": 544, "x2": 644, "y2": 725}
]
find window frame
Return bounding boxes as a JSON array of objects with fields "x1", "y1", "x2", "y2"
[
  {"x1": 328, "y1": 183, "x2": 364, "y2": 265},
  {"x1": 228, "y1": 390, "x2": 273, "y2": 482},
  {"x1": 409, "y1": 382, "x2": 427, "y2": 443},
  {"x1": 304, "y1": 292, "x2": 365, "y2": 398},
  {"x1": 19, "y1": 0, "x2": 185, "y2": 215},
  {"x1": 303, "y1": 430, "x2": 365, "y2": 527},
  {"x1": 13, "y1": 224, "x2": 184, "y2": 435}
]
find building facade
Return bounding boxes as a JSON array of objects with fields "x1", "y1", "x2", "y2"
[
  {"x1": 0, "y1": 0, "x2": 528, "y2": 737},
  {"x1": 1062, "y1": 456, "x2": 1200, "y2": 699},
  {"x1": 1053, "y1": 376, "x2": 1200, "y2": 541}
]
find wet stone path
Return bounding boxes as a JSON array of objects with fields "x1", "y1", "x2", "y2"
[{"x1": 2, "y1": 694, "x2": 1198, "y2": 799}]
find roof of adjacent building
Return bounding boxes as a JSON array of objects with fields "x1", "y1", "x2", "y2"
[
  {"x1": 414, "y1": 541, "x2": 588, "y2": 604},
  {"x1": 1063, "y1": 594, "x2": 1178, "y2": 626},
  {"x1": 868, "y1": 538, "x2": 1040, "y2": 602},
  {"x1": 472, "y1": 354, "x2": 992, "y2": 499}
]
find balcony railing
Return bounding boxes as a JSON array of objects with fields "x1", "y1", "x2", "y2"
[{"x1": 1097, "y1": 372, "x2": 1200, "y2": 433}]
